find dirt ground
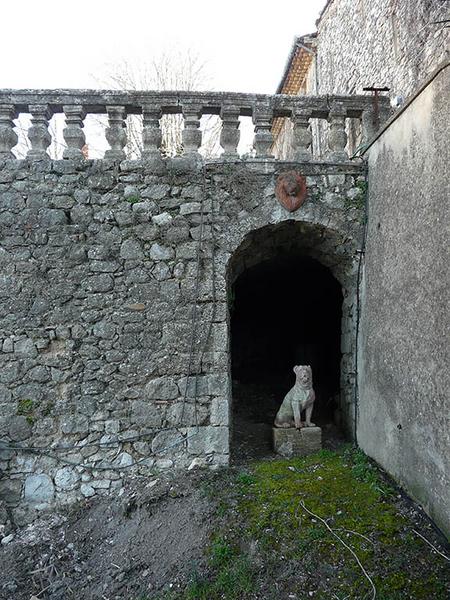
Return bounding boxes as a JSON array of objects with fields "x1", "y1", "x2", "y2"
[
  {"x1": 1, "y1": 453, "x2": 449, "y2": 600},
  {"x1": 0, "y1": 471, "x2": 215, "y2": 600}
]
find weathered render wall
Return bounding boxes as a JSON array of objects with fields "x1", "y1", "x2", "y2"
[
  {"x1": 0, "y1": 156, "x2": 365, "y2": 524},
  {"x1": 359, "y1": 63, "x2": 450, "y2": 535},
  {"x1": 316, "y1": 0, "x2": 449, "y2": 100}
]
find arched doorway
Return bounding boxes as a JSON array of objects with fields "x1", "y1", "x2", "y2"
[{"x1": 228, "y1": 221, "x2": 351, "y2": 461}]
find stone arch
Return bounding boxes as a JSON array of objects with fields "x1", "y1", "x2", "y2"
[{"x1": 225, "y1": 220, "x2": 358, "y2": 457}]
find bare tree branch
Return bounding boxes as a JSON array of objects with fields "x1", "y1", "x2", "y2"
[{"x1": 95, "y1": 49, "x2": 220, "y2": 159}]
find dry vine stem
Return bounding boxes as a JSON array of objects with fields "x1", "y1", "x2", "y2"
[
  {"x1": 412, "y1": 529, "x2": 450, "y2": 562},
  {"x1": 335, "y1": 528, "x2": 375, "y2": 546},
  {"x1": 299, "y1": 501, "x2": 377, "y2": 600}
]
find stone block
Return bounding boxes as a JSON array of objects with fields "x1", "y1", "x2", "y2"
[
  {"x1": 90, "y1": 479, "x2": 111, "y2": 489},
  {"x1": 164, "y1": 225, "x2": 190, "y2": 244},
  {"x1": 166, "y1": 402, "x2": 209, "y2": 427},
  {"x1": 152, "y1": 211, "x2": 172, "y2": 226},
  {"x1": 54, "y1": 467, "x2": 80, "y2": 490},
  {"x1": 105, "y1": 419, "x2": 120, "y2": 434},
  {"x1": 84, "y1": 274, "x2": 114, "y2": 293},
  {"x1": 0, "y1": 479, "x2": 22, "y2": 506},
  {"x1": 0, "y1": 384, "x2": 12, "y2": 403},
  {"x1": 8, "y1": 416, "x2": 32, "y2": 441},
  {"x1": 142, "y1": 184, "x2": 170, "y2": 200},
  {"x1": 178, "y1": 373, "x2": 228, "y2": 398},
  {"x1": 273, "y1": 427, "x2": 322, "y2": 458},
  {"x1": 150, "y1": 243, "x2": 174, "y2": 261},
  {"x1": 151, "y1": 430, "x2": 185, "y2": 455},
  {"x1": 134, "y1": 223, "x2": 159, "y2": 241},
  {"x1": 145, "y1": 377, "x2": 179, "y2": 400},
  {"x1": 187, "y1": 426, "x2": 229, "y2": 455},
  {"x1": 180, "y1": 202, "x2": 202, "y2": 215},
  {"x1": 155, "y1": 458, "x2": 173, "y2": 469},
  {"x1": 27, "y1": 366, "x2": 50, "y2": 382},
  {"x1": 112, "y1": 452, "x2": 133, "y2": 468},
  {"x1": 33, "y1": 417, "x2": 56, "y2": 436},
  {"x1": 120, "y1": 239, "x2": 143, "y2": 260},
  {"x1": 92, "y1": 320, "x2": 116, "y2": 339},
  {"x1": 2, "y1": 338, "x2": 13, "y2": 353},
  {"x1": 80, "y1": 483, "x2": 96, "y2": 497},
  {"x1": 131, "y1": 401, "x2": 165, "y2": 427},
  {"x1": 89, "y1": 260, "x2": 120, "y2": 273},
  {"x1": 24, "y1": 473, "x2": 54, "y2": 505},
  {"x1": 61, "y1": 414, "x2": 89, "y2": 435},
  {"x1": 14, "y1": 338, "x2": 37, "y2": 358},
  {"x1": 210, "y1": 397, "x2": 230, "y2": 426}
]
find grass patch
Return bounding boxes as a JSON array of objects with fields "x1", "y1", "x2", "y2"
[
  {"x1": 144, "y1": 447, "x2": 449, "y2": 599},
  {"x1": 184, "y1": 556, "x2": 253, "y2": 600},
  {"x1": 231, "y1": 448, "x2": 449, "y2": 598}
]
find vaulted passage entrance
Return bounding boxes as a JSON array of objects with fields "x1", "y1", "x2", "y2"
[{"x1": 229, "y1": 222, "x2": 346, "y2": 461}]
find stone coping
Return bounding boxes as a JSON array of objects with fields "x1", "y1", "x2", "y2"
[
  {"x1": 0, "y1": 89, "x2": 388, "y2": 118},
  {"x1": 0, "y1": 156, "x2": 367, "y2": 175}
]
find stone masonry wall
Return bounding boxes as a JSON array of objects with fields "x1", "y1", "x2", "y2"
[
  {"x1": 0, "y1": 156, "x2": 365, "y2": 524},
  {"x1": 316, "y1": 0, "x2": 449, "y2": 100}
]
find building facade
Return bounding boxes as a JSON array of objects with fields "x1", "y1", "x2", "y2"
[{"x1": 272, "y1": 0, "x2": 449, "y2": 158}]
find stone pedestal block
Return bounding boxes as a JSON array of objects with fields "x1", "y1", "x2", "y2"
[{"x1": 273, "y1": 426, "x2": 322, "y2": 458}]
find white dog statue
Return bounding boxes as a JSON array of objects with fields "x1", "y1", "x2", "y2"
[{"x1": 274, "y1": 365, "x2": 316, "y2": 429}]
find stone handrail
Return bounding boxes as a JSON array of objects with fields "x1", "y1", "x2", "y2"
[{"x1": 0, "y1": 89, "x2": 389, "y2": 161}]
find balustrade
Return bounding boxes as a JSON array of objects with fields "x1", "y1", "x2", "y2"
[{"x1": 0, "y1": 89, "x2": 389, "y2": 163}]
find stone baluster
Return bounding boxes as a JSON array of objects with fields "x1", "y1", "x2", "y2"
[
  {"x1": 141, "y1": 104, "x2": 162, "y2": 159},
  {"x1": 27, "y1": 104, "x2": 52, "y2": 160},
  {"x1": 361, "y1": 107, "x2": 376, "y2": 146},
  {"x1": 291, "y1": 109, "x2": 312, "y2": 161},
  {"x1": 63, "y1": 105, "x2": 86, "y2": 159},
  {"x1": 252, "y1": 106, "x2": 274, "y2": 158},
  {"x1": 105, "y1": 106, "x2": 127, "y2": 160},
  {"x1": 327, "y1": 101, "x2": 348, "y2": 161},
  {"x1": 0, "y1": 105, "x2": 18, "y2": 159},
  {"x1": 220, "y1": 105, "x2": 240, "y2": 157},
  {"x1": 182, "y1": 105, "x2": 202, "y2": 155}
]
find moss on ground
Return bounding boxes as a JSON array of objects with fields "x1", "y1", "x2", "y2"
[{"x1": 146, "y1": 447, "x2": 449, "y2": 599}]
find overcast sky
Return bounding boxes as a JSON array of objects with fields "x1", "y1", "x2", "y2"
[{"x1": 1, "y1": 0, "x2": 326, "y2": 93}]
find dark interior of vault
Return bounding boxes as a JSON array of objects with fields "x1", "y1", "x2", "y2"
[{"x1": 230, "y1": 254, "x2": 343, "y2": 461}]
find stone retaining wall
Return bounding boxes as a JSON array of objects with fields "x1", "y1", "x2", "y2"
[{"x1": 0, "y1": 156, "x2": 364, "y2": 524}]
